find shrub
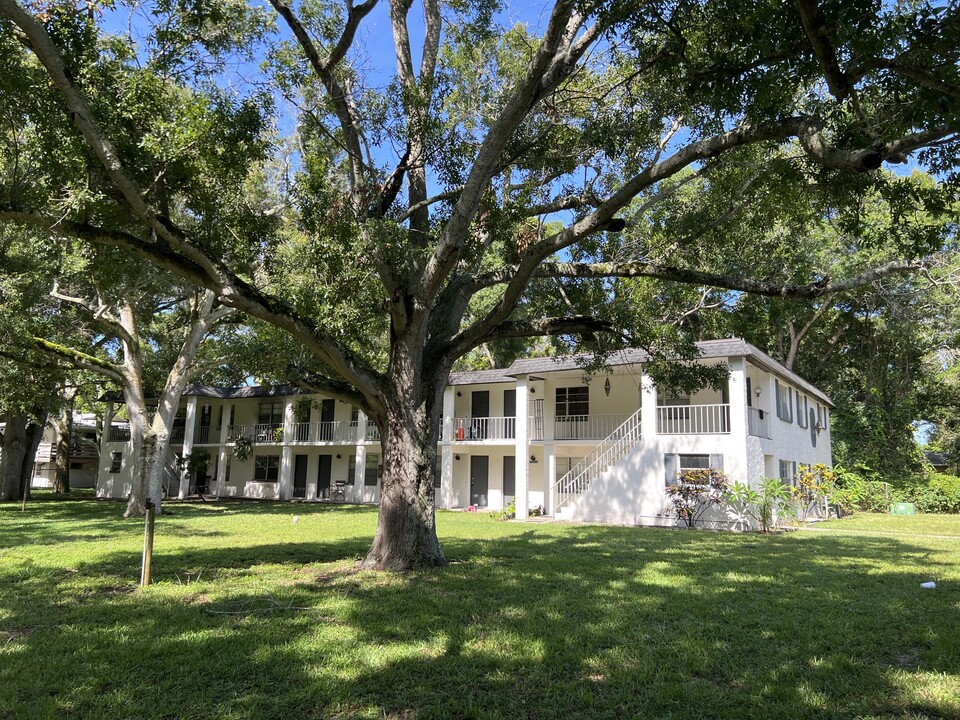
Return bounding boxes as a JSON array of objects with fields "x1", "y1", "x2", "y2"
[
  {"x1": 490, "y1": 500, "x2": 516, "y2": 521},
  {"x1": 666, "y1": 468, "x2": 729, "y2": 528},
  {"x1": 727, "y1": 478, "x2": 794, "y2": 532},
  {"x1": 832, "y1": 465, "x2": 891, "y2": 513},
  {"x1": 895, "y1": 473, "x2": 960, "y2": 514}
]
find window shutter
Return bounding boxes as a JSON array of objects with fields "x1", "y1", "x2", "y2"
[
  {"x1": 709, "y1": 453, "x2": 724, "y2": 471},
  {"x1": 664, "y1": 453, "x2": 679, "y2": 486}
]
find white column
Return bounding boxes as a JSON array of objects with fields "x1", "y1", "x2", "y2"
[
  {"x1": 640, "y1": 369, "x2": 657, "y2": 439},
  {"x1": 515, "y1": 375, "x2": 529, "y2": 519},
  {"x1": 543, "y1": 376, "x2": 555, "y2": 443},
  {"x1": 101, "y1": 401, "x2": 114, "y2": 453},
  {"x1": 179, "y1": 395, "x2": 198, "y2": 499},
  {"x1": 442, "y1": 386, "x2": 455, "y2": 442},
  {"x1": 354, "y1": 444, "x2": 367, "y2": 500},
  {"x1": 279, "y1": 397, "x2": 295, "y2": 500},
  {"x1": 216, "y1": 402, "x2": 231, "y2": 497},
  {"x1": 357, "y1": 410, "x2": 368, "y2": 443},
  {"x1": 440, "y1": 444, "x2": 453, "y2": 508},
  {"x1": 545, "y1": 444, "x2": 556, "y2": 515},
  {"x1": 728, "y1": 357, "x2": 748, "y2": 440}
]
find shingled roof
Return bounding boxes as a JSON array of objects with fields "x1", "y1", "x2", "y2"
[{"x1": 501, "y1": 338, "x2": 833, "y2": 407}]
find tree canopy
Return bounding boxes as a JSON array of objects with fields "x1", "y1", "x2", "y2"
[{"x1": 0, "y1": 0, "x2": 958, "y2": 568}]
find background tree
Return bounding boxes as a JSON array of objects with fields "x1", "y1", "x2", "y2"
[{"x1": 0, "y1": 0, "x2": 957, "y2": 567}]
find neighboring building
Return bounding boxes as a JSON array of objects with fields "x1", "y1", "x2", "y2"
[
  {"x1": 95, "y1": 338, "x2": 833, "y2": 527},
  {"x1": 28, "y1": 413, "x2": 102, "y2": 490}
]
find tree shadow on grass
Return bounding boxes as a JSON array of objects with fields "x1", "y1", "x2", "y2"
[{"x1": 0, "y1": 521, "x2": 958, "y2": 719}]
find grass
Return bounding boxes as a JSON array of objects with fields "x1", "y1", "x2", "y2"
[{"x1": 1, "y1": 495, "x2": 959, "y2": 719}]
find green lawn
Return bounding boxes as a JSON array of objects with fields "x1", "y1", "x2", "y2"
[{"x1": 1, "y1": 496, "x2": 958, "y2": 719}]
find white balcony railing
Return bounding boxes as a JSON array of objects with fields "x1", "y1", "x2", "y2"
[
  {"x1": 452, "y1": 416, "x2": 516, "y2": 441},
  {"x1": 227, "y1": 423, "x2": 284, "y2": 443},
  {"x1": 555, "y1": 414, "x2": 629, "y2": 441},
  {"x1": 292, "y1": 421, "x2": 357, "y2": 443},
  {"x1": 656, "y1": 404, "x2": 731, "y2": 434},
  {"x1": 748, "y1": 407, "x2": 771, "y2": 439}
]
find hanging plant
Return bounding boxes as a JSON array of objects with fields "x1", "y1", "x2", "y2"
[{"x1": 231, "y1": 435, "x2": 253, "y2": 462}]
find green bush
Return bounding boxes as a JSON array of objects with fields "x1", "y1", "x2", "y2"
[
  {"x1": 894, "y1": 472, "x2": 960, "y2": 514},
  {"x1": 833, "y1": 466, "x2": 891, "y2": 513}
]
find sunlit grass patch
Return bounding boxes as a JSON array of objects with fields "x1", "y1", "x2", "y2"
[{"x1": 1, "y1": 496, "x2": 958, "y2": 718}]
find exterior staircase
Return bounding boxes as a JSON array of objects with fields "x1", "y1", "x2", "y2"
[{"x1": 554, "y1": 409, "x2": 642, "y2": 515}]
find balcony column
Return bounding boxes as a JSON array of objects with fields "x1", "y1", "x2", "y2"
[
  {"x1": 545, "y1": 446, "x2": 556, "y2": 515},
  {"x1": 439, "y1": 444, "x2": 453, "y2": 507},
  {"x1": 354, "y1": 444, "x2": 367, "y2": 501},
  {"x1": 640, "y1": 370, "x2": 657, "y2": 438},
  {"x1": 728, "y1": 357, "x2": 749, "y2": 483},
  {"x1": 178, "y1": 395, "x2": 198, "y2": 499},
  {"x1": 515, "y1": 375, "x2": 530, "y2": 519},
  {"x1": 101, "y1": 401, "x2": 114, "y2": 451},
  {"x1": 442, "y1": 386, "x2": 454, "y2": 442},
  {"x1": 357, "y1": 410, "x2": 368, "y2": 444},
  {"x1": 216, "y1": 402, "x2": 231, "y2": 497},
  {"x1": 279, "y1": 397, "x2": 295, "y2": 500}
]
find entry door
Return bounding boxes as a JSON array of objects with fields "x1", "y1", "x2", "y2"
[
  {"x1": 471, "y1": 391, "x2": 490, "y2": 439},
  {"x1": 470, "y1": 455, "x2": 489, "y2": 507},
  {"x1": 504, "y1": 389, "x2": 516, "y2": 438},
  {"x1": 293, "y1": 454, "x2": 308, "y2": 498},
  {"x1": 316, "y1": 454, "x2": 332, "y2": 499},
  {"x1": 503, "y1": 455, "x2": 515, "y2": 503},
  {"x1": 319, "y1": 399, "x2": 335, "y2": 441}
]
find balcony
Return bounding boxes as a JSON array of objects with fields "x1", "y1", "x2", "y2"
[
  {"x1": 227, "y1": 423, "x2": 284, "y2": 443},
  {"x1": 452, "y1": 417, "x2": 516, "y2": 441},
  {"x1": 291, "y1": 421, "x2": 358, "y2": 443},
  {"x1": 657, "y1": 404, "x2": 730, "y2": 435},
  {"x1": 748, "y1": 407, "x2": 771, "y2": 439}
]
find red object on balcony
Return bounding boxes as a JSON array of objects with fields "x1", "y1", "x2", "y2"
[{"x1": 456, "y1": 426, "x2": 465, "y2": 440}]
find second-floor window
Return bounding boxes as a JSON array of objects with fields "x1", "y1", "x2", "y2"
[
  {"x1": 776, "y1": 381, "x2": 793, "y2": 423},
  {"x1": 797, "y1": 393, "x2": 809, "y2": 428},
  {"x1": 109, "y1": 452, "x2": 122, "y2": 473},
  {"x1": 258, "y1": 401, "x2": 283, "y2": 426},
  {"x1": 556, "y1": 387, "x2": 589, "y2": 417}
]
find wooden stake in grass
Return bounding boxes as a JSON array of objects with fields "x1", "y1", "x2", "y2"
[{"x1": 140, "y1": 499, "x2": 156, "y2": 587}]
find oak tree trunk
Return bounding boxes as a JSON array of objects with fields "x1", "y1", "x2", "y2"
[
  {"x1": 0, "y1": 411, "x2": 28, "y2": 501},
  {"x1": 52, "y1": 405, "x2": 72, "y2": 495},
  {"x1": 359, "y1": 336, "x2": 448, "y2": 571},
  {"x1": 20, "y1": 414, "x2": 46, "y2": 499}
]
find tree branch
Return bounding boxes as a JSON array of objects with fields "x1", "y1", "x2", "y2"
[
  {"x1": 794, "y1": 0, "x2": 851, "y2": 100},
  {"x1": 268, "y1": 0, "x2": 376, "y2": 190},
  {"x1": 20, "y1": 337, "x2": 125, "y2": 383},
  {"x1": 0, "y1": 205, "x2": 386, "y2": 404},
  {"x1": 531, "y1": 259, "x2": 925, "y2": 298},
  {"x1": 482, "y1": 316, "x2": 613, "y2": 344}
]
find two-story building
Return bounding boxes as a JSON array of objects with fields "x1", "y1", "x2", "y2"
[{"x1": 96, "y1": 338, "x2": 833, "y2": 526}]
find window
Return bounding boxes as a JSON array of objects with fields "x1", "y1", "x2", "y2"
[
  {"x1": 776, "y1": 380, "x2": 793, "y2": 423},
  {"x1": 779, "y1": 459, "x2": 797, "y2": 485},
  {"x1": 365, "y1": 453, "x2": 380, "y2": 486},
  {"x1": 258, "y1": 401, "x2": 283, "y2": 426},
  {"x1": 817, "y1": 404, "x2": 828, "y2": 430},
  {"x1": 797, "y1": 393, "x2": 809, "y2": 428},
  {"x1": 348, "y1": 454, "x2": 356, "y2": 483},
  {"x1": 254, "y1": 455, "x2": 280, "y2": 482},
  {"x1": 679, "y1": 454, "x2": 710, "y2": 472},
  {"x1": 434, "y1": 456, "x2": 442, "y2": 489},
  {"x1": 556, "y1": 387, "x2": 589, "y2": 417},
  {"x1": 109, "y1": 452, "x2": 122, "y2": 473},
  {"x1": 70, "y1": 462, "x2": 83, "y2": 470}
]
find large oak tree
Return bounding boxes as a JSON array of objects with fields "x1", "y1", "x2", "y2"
[{"x1": 0, "y1": 0, "x2": 957, "y2": 568}]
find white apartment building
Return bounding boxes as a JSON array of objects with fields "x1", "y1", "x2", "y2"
[{"x1": 96, "y1": 338, "x2": 833, "y2": 525}]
